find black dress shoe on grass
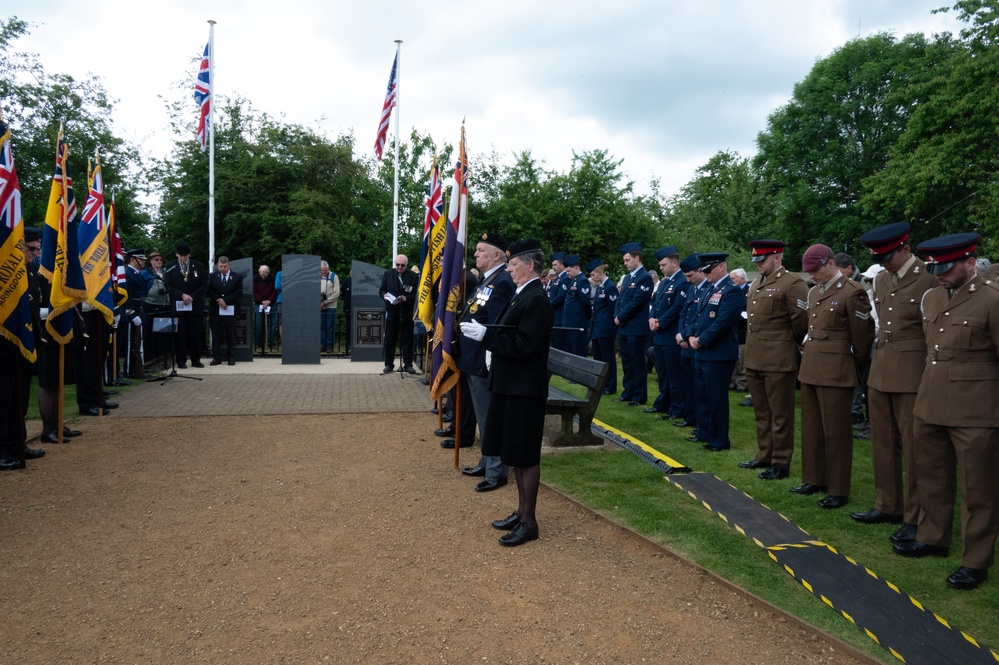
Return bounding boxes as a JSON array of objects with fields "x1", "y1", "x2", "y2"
[
  {"x1": 475, "y1": 478, "x2": 508, "y2": 493},
  {"x1": 758, "y1": 465, "x2": 789, "y2": 480},
  {"x1": 627, "y1": 401, "x2": 646, "y2": 407},
  {"x1": 738, "y1": 459, "x2": 768, "y2": 469},
  {"x1": 25, "y1": 448, "x2": 45, "y2": 459},
  {"x1": 643, "y1": 407, "x2": 662, "y2": 413},
  {"x1": 672, "y1": 420, "x2": 694, "y2": 427},
  {"x1": 461, "y1": 466, "x2": 486, "y2": 477},
  {"x1": 491, "y1": 512, "x2": 521, "y2": 530},
  {"x1": 818, "y1": 495, "x2": 848, "y2": 509},
  {"x1": 790, "y1": 483, "x2": 827, "y2": 495},
  {"x1": 850, "y1": 509, "x2": 903, "y2": 524},
  {"x1": 892, "y1": 540, "x2": 949, "y2": 558},
  {"x1": 947, "y1": 567, "x2": 988, "y2": 590},
  {"x1": 499, "y1": 521, "x2": 538, "y2": 546},
  {"x1": 890, "y1": 523, "x2": 917, "y2": 544},
  {"x1": 702, "y1": 444, "x2": 730, "y2": 452}
]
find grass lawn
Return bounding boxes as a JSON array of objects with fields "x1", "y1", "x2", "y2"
[{"x1": 542, "y1": 362, "x2": 998, "y2": 663}]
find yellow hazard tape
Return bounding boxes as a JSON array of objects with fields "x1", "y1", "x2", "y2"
[{"x1": 592, "y1": 417, "x2": 687, "y2": 470}]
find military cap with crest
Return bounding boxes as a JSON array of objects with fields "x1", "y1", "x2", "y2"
[{"x1": 916, "y1": 232, "x2": 981, "y2": 275}]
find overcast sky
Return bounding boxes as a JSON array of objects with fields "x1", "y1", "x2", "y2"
[{"x1": 10, "y1": 1, "x2": 965, "y2": 198}]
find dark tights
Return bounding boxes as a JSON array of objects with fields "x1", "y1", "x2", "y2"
[{"x1": 515, "y1": 464, "x2": 540, "y2": 526}]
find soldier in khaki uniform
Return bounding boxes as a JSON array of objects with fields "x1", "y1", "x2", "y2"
[
  {"x1": 738, "y1": 239, "x2": 808, "y2": 480},
  {"x1": 892, "y1": 233, "x2": 999, "y2": 591},
  {"x1": 852, "y1": 223, "x2": 936, "y2": 542},
  {"x1": 792, "y1": 244, "x2": 875, "y2": 508}
]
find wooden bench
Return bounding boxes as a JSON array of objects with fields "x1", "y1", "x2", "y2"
[{"x1": 545, "y1": 348, "x2": 609, "y2": 447}]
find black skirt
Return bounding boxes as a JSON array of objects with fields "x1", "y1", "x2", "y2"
[{"x1": 484, "y1": 393, "x2": 546, "y2": 467}]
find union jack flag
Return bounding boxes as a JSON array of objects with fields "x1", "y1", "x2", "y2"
[
  {"x1": 373, "y1": 49, "x2": 398, "y2": 161},
  {"x1": 0, "y1": 115, "x2": 35, "y2": 362},
  {"x1": 194, "y1": 42, "x2": 211, "y2": 151},
  {"x1": 416, "y1": 158, "x2": 445, "y2": 329},
  {"x1": 0, "y1": 123, "x2": 21, "y2": 231}
]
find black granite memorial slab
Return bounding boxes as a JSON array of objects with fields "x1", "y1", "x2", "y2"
[
  {"x1": 281, "y1": 254, "x2": 321, "y2": 365},
  {"x1": 350, "y1": 260, "x2": 388, "y2": 363},
  {"x1": 230, "y1": 257, "x2": 254, "y2": 363}
]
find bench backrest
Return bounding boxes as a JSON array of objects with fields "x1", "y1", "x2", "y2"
[{"x1": 548, "y1": 347, "x2": 609, "y2": 390}]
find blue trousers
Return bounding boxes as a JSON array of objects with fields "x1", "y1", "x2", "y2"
[
  {"x1": 618, "y1": 333, "x2": 649, "y2": 403},
  {"x1": 591, "y1": 336, "x2": 617, "y2": 393},
  {"x1": 694, "y1": 358, "x2": 737, "y2": 449}
]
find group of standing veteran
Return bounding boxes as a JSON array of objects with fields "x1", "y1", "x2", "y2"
[
  {"x1": 460, "y1": 238, "x2": 554, "y2": 547},
  {"x1": 614, "y1": 242, "x2": 654, "y2": 406},
  {"x1": 647, "y1": 246, "x2": 687, "y2": 417}
]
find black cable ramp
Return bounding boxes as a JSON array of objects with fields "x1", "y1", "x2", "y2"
[{"x1": 585, "y1": 418, "x2": 999, "y2": 665}]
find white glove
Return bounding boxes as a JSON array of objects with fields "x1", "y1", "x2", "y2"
[
  {"x1": 113, "y1": 314, "x2": 121, "y2": 327},
  {"x1": 485, "y1": 350, "x2": 492, "y2": 370},
  {"x1": 460, "y1": 320, "x2": 486, "y2": 341},
  {"x1": 132, "y1": 316, "x2": 142, "y2": 327}
]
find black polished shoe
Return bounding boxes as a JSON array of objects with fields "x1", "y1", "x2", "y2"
[
  {"x1": 102, "y1": 401, "x2": 119, "y2": 409},
  {"x1": 103, "y1": 389, "x2": 119, "y2": 397},
  {"x1": 442, "y1": 411, "x2": 455, "y2": 422},
  {"x1": 672, "y1": 420, "x2": 695, "y2": 428},
  {"x1": 440, "y1": 438, "x2": 473, "y2": 449},
  {"x1": 627, "y1": 401, "x2": 646, "y2": 407},
  {"x1": 758, "y1": 465, "x2": 789, "y2": 480},
  {"x1": 382, "y1": 366, "x2": 394, "y2": 374},
  {"x1": 491, "y1": 512, "x2": 521, "y2": 531},
  {"x1": 947, "y1": 566, "x2": 988, "y2": 590},
  {"x1": 850, "y1": 509, "x2": 903, "y2": 524},
  {"x1": 702, "y1": 443, "x2": 730, "y2": 452},
  {"x1": 0, "y1": 457, "x2": 24, "y2": 471},
  {"x1": 228, "y1": 359, "x2": 235, "y2": 366},
  {"x1": 602, "y1": 389, "x2": 616, "y2": 395},
  {"x1": 892, "y1": 540, "x2": 949, "y2": 558},
  {"x1": 643, "y1": 407, "x2": 663, "y2": 413},
  {"x1": 890, "y1": 523, "x2": 917, "y2": 544},
  {"x1": 739, "y1": 396, "x2": 753, "y2": 407},
  {"x1": 210, "y1": 358, "x2": 223, "y2": 366},
  {"x1": 818, "y1": 495, "x2": 848, "y2": 509},
  {"x1": 25, "y1": 448, "x2": 45, "y2": 459},
  {"x1": 40, "y1": 433, "x2": 62, "y2": 444},
  {"x1": 738, "y1": 459, "x2": 768, "y2": 469},
  {"x1": 79, "y1": 407, "x2": 110, "y2": 416},
  {"x1": 191, "y1": 361, "x2": 205, "y2": 368},
  {"x1": 461, "y1": 466, "x2": 486, "y2": 477},
  {"x1": 790, "y1": 483, "x2": 827, "y2": 495},
  {"x1": 475, "y1": 477, "x2": 508, "y2": 493},
  {"x1": 404, "y1": 366, "x2": 418, "y2": 374},
  {"x1": 499, "y1": 521, "x2": 538, "y2": 546},
  {"x1": 434, "y1": 427, "x2": 454, "y2": 438},
  {"x1": 177, "y1": 362, "x2": 188, "y2": 369},
  {"x1": 63, "y1": 428, "x2": 82, "y2": 438},
  {"x1": 614, "y1": 396, "x2": 631, "y2": 402}
]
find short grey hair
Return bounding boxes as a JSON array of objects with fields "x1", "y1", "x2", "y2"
[
  {"x1": 731, "y1": 268, "x2": 747, "y2": 280},
  {"x1": 515, "y1": 250, "x2": 545, "y2": 276}
]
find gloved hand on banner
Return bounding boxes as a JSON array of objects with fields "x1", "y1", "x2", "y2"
[
  {"x1": 459, "y1": 320, "x2": 486, "y2": 342},
  {"x1": 113, "y1": 314, "x2": 121, "y2": 328},
  {"x1": 132, "y1": 316, "x2": 142, "y2": 327}
]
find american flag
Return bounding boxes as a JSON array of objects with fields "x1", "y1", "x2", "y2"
[
  {"x1": 373, "y1": 50, "x2": 398, "y2": 161},
  {"x1": 194, "y1": 42, "x2": 211, "y2": 151}
]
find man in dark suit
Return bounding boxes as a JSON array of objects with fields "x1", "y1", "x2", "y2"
[
  {"x1": 379, "y1": 254, "x2": 420, "y2": 373},
  {"x1": 455, "y1": 233, "x2": 515, "y2": 492},
  {"x1": 671, "y1": 255, "x2": 704, "y2": 428},
  {"x1": 614, "y1": 242, "x2": 654, "y2": 406},
  {"x1": 164, "y1": 241, "x2": 208, "y2": 368},
  {"x1": 206, "y1": 256, "x2": 244, "y2": 366},
  {"x1": 561, "y1": 254, "x2": 591, "y2": 357},
  {"x1": 648, "y1": 246, "x2": 684, "y2": 415},
  {"x1": 122, "y1": 249, "x2": 147, "y2": 378},
  {"x1": 461, "y1": 238, "x2": 554, "y2": 547},
  {"x1": 586, "y1": 259, "x2": 618, "y2": 395},
  {"x1": 687, "y1": 253, "x2": 746, "y2": 451}
]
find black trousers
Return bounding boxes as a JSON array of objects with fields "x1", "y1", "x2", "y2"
[
  {"x1": 383, "y1": 317, "x2": 413, "y2": 368},
  {"x1": 175, "y1": 311, "x2": 203, "y2": 362}
]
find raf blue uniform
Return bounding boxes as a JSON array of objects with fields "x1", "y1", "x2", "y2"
[
  {"x1": 676, "y1": 257, "x2": 705, "y2": 426},
  {"x1": 588, "y1": 259, "x2": 618, "y2": 394},
  {"x1": 689, "y1": 260, "x2": 745, "y2": 451},
  {"x1": 614, "y1": 243, "x2": 654, "y2": 405},
  {"x1": 561, "y1": 258, "x2": 591, "y2": 357},
  {"x1": 654, "y1": 269, "x2": 688, "y2": 416},
  {"x1": 548, "y1": 251, "x2": 569, "y2": 351}
]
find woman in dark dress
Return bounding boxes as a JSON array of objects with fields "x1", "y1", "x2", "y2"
[{"x1": 461, "y1": 238, "x2": 554, "y2": 546}]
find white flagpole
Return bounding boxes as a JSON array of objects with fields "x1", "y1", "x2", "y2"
[
  {"x1": 208, "y1": 19, "x2": 217, "y2": 269},
  {"x1": 392, "y1": 39, "x2": 402, "y2": 260}
]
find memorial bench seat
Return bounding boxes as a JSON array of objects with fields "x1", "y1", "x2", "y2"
[{"x1": 545, "y1": 348, "x2": 609, "y2": 447}]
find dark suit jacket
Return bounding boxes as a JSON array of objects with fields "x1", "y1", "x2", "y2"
[
  {"x1": 457, "y1": 266, "x2": 514, "y2": 376},
  {"x1": 591, "y1": 278, "x2": 618, "y2": 340},
  {"x1": 691, "y1": 275, "x2": 745, "y2": 362},
  {"x1": 164, "y1": 259, "x2": 208, "y2": 310},
  {"x1": 652, "y1": 270, "x2": 687, "y2": 346},
  {"x1": 206, "y1": 270, "x2": 244, "y2": 316},
  {"x1": 615, "y1": 267, "x2": 654, "y2": 336},
  {"x1": 482, "y1": 279, "x2": 554, "y2": 399},
  {"x1": 379, "y1": 269, "x2": 420, "y2": 322},
  {"x1": 124, "y1": 265, "x2": 147, "y2": 316}
]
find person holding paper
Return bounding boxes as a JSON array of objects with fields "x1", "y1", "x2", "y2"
[
  {"x1": 164, "y1": 242, "x2": 208, "y2": 368},
  {"x1": 206, "y1": 256, "x2": 243, "y2": 366},
  {"x1": 253, "y1": 264, "x2": 278, "y2": 351},
  {"x1": 378, "y1": 254, "x2": 419, "y2": 373}
]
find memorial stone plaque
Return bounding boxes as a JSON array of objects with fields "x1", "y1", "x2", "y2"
[
  {"x1": 281, "y1": 254, "x2": 321, "y2": 365},
  {"x1": 231, "y1": 257, "x2": 254, "y2": 363},
  {"x1": 350, "y1": 260, "x2": 388, "y2": 363}
]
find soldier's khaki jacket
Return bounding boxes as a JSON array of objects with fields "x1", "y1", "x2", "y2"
[
  {"x1": 797, "y1": 277, "x2": 874, "y2": 388},
  {"x1": 867, "y1": 258, "x2": 936, "y2": 393},
  {"x1": 744, "y1": 267, "x2": 808, "y2": 373},
  {"x1": 913, "y1": 276, "x2": 999, "y2": 427}
]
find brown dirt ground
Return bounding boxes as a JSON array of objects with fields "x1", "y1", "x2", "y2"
[{"x1": 0, "y1": 412, "x2": 872, "y2": 664}]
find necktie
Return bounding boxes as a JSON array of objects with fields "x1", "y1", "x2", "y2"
[{"x1": 892, "y1": 272, "x2": 899, "y2": 286}]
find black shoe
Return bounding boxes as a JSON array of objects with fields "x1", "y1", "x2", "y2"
[
  {"x1": 818, "y1": 495, "x2": 848, "y2": 509},
  {"x1": 475, "y1": 477, "x2": 508, "y2": 493},
  {"x1": 758, "y1": 465, "x2": 789, "y2": 480},
  {"x1": 850, "y1": 509, "x2": 903, "y2": 524},
  {"x1": 177, "y1": 362, "x2": 188, "y2": 369},
  {"x1": 685, "y1": 435, "x2": 704, "y2": 443},
  {"x1": 442, "y1": 410, "x2": 455, "y2": 422},
  {"x1": 404, "y1": 366, "x2": 418, "y2": 374},
  {"x1": 25, "y1": 448, "x2": 45, "y2": 459},
  {"x1": 40, "y1": 433, "x2": 62, "y2": 444},
  {"x1": 419, "y1": 377, "x2": 430, "y2": 385},
  {"x1": 434, "y1": 427, "x2": 454, "y2": 438},
  {"x1": 191, "y1": 361, "x2": 204, "y2": 368},
  {"x1": 491, "y1": 512, "x2": 521, "y2": 531},
  {"x1": 602, "y1": 389, "x2": 616, "y2": 395},
  {"x1": 431, "y1": 406, "x2": 439, "y2": 415},
  {"x1": 0, "y1": 457, "x2": 24, "y2": 471},
  {"x1": 103, "y1": 389, "x2": 119, "y2": 397},
  {"x1": 210, "y1": 358, "x2": 223, "y2": 366},
  {"x1": 947, "y1": 567, "x2": 988, "y2": 590},
  {"x1": 440, "y1": 438, "x2": 473, "y2": 449},
  {"x1": 739, "y1": 396, "x2": 753, "y2": 407},
  {"x1": 461, "y1": 466, "x2": 486, "y2": 477},
  {"x1": 63, "y1": 428, "x2": 82, "y2": 438},
  {"x1": 102, "y1": 401, "x2": 119, "y2": 409},
  {"x1": 499, "y1": 521, "x2": 538, "y2": 546},
  {"x1": 112, "y1": 377, "x2": 131, "y2": 386},
  {"x1": 672, "y1": 420, "x2": 695, "y2": 428},
  {"x1": 890, "y1": 523, "x2": 917, "y2": 544},
  {"x1": 382, "y1": 366, "x2": 394, "y2": 374},
  {"x1": 643, "y1": 407, "x2": 663, "y2": 413},
  {"x1": 738, "y1": 459, "x2": 768, "y2": 469},
  {"x1": 79, "y1": 407, "x2": 110, "y2": 416},
  {"x1": 614, "y1": 396, "x2": 630, "y2": 402},
  {"x1": 790, "y1": 483, "x2": 827, "y2": 495},
  {"x1": 228, "y1": 359, "x2": 235, "y2": 366},
  {"x1": 892, "y1": 540, "x2": 949, "y2": 558},
  {"x1": 627, "y1": 401, "x2": 646, "y2": 407},
  {"x1": 702, "y1": 444, "x2": 730, "y2": 452}
]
